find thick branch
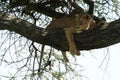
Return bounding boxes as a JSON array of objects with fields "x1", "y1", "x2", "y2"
[
  {"x1": 0, "y1": 12, "x2": 120, "y2": 51},
  {"x1": 24, "y1": 3, "x2": 67, "y2": 18},
  {"x1": 83, "y1": 0, "x2": 94, "y2": 15},
  {"x1": 10, "y1": 2, "x2": 84, "y2": 18}
]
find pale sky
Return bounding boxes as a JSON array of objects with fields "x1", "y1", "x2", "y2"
[{"x1": 76, "y1": 43, "x2": 120, "y2": 80}]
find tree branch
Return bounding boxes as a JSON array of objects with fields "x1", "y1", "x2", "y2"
[
  {"x1": 0, "y1": 12, "x2": 120, "y2": 52},
  {"x1": 10, "y1": 2, "x2": 84, "y2": 18}
]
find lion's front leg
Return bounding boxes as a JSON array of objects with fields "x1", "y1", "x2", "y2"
[{"x1": 65, "y1": 28, "x2": 80, "y2": 55}]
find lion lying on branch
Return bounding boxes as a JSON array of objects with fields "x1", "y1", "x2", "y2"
[{"x1": 42, "y1": 13, "x2": 94, "y2": 61}]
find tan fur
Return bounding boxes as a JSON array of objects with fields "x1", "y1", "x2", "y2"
[
  {"x1": 44, "y1": 14, "x2": 81, "y2": 30},
  {"x1": 42, "y1": 13, "x2": 94, "y2": 60},
  {"x1": 64, "y1": 14, "x2": 93, "y2": 55},
  {"x1": 61, "y1": 51, "x2": 69, "y2": 62}
]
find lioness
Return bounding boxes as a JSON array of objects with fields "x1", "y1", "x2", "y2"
[
  {"x1": 42, "y1": 13, "x2": 93, "y2": 56},
  {"x1": 64, "y1": 14, "x2": 93, "y2": 55}
]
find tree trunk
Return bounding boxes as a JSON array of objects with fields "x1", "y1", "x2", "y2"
[{"x1": 0, "y1": 11, "x2": 120, "y2": 51}]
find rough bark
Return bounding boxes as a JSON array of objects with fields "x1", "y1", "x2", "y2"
[{"x1": 0, "y1": 12, "x2": 120, "y2": 51}]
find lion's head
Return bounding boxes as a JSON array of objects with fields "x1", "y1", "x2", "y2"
[{"x1": 75, "y1": 14, "x2": 93, "y2": 33}]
